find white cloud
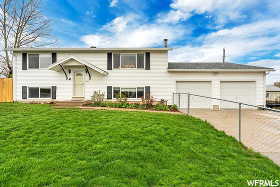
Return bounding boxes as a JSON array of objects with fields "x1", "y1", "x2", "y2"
[
  {"x1": 81, "y1": 14, "x2": 187, "y2": 47},
  {"x1": 169, "y1": 19, "x2": 280, "y2": 62},
  {"x1": 109, "y1": 0, "x2": 118, "y2": 7},
  {"x1": 248, "y1": 59, "x2": 280, "y2": 84},
  {"x1": 158, "y1": 0, "x2": 255, "y2": 24}
]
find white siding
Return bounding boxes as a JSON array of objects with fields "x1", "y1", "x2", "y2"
[{"x1": 13, "y1": 51, "x2": 266, "y2": 107}]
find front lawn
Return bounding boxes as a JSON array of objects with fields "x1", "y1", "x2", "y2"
[{"x1": 0, "y1": 103, "x2": 279, "y2": 186}]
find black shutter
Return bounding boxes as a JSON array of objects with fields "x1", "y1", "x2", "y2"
[
  {"x1": 145, "y1": 86, "x2": 150, "y2": 99},
  {"x1": 22, "y1": 86, "x2": 27, "y2": 99},
  {"x1": 52, "y1": 53, "x2": 57, "y2": 64},
  {"x1": 107, "y1": 53, "x2": 112, "y2": 70},
  {"x1": 51, "y1": 86, "x2": 56, "y2": 99},
  {"x1": 107, "y1": 86, "x2": 112, "y2": 99},
  {"x1": 145, "y1": 52, "x2": 150, "y2": 70},
  {"x1": 22, "y1": 53, "x2": 27, "y2": 70},
  {"x1": 137, "y1": 53, "x2": 144, "y2": 69},
  {"x1": 113, "y1": 53, "x2": 120, "y2": 69}
]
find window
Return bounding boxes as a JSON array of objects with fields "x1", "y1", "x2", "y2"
[
  {"x1": 28, "y1": 54, "x2": 52, "y2": 69},
  {"x1": 113, "y1": 87, "x2": 144, "y2": 99},
  {"x1": 120, "y1": 54, "x2": 137, "y2": 68},
  {"x1": 121, "y1": 88, "x2": 136, "y2": 98},
  {"x1": 28, "y1": 54, "x2": 39, "y2": 69},
  {"x1": 40, "y1": 88, "x2": 51, "y2": 98},
  {"x1": 137, "y1": 87, "x2": 144, "y2": 98},
  {"x1": 29, "y1": 87, "x2": 39, "y2": 98},
  {"x1": 28, "y1": 87, "x2": 51, "y2": 98},
  {"x1": 113, "y1": 87, "x2": 120, "y2": 98}
]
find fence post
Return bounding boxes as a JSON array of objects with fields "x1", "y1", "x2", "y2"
[
  {"x1": 178, "y1": 93, "x2": 181, "y2": 108},
  {"x1": 187, "y1": 93, "x2": 190, "y2": 114},
  {"x1": 239, "y1": 103, "x2": 241, "y2": 142}
]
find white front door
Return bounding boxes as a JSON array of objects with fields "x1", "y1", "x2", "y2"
[{"x1": 74, "y1": 72, "x2": 84, "y2": 97}]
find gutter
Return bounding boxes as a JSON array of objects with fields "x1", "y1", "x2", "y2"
[{"x1": 167, "y1": 68, "x2": 274, "y2": 72}]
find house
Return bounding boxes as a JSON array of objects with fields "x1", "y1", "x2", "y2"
[
  {"x1": 11, "y1": 41, "x2": 273, "y2": 109},
  {"x1": 266, "y1": 85, "x2": 280, "y2": 102}
]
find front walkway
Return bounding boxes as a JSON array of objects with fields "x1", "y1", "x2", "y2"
[{"x1": 180, "y1": 109, "x2": 280, "y2": 166}]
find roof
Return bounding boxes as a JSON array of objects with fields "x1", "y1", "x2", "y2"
[
  {"x1": 10, "y1": 47, "x2": 171, "y2": 52},
  {"x1": 49, "y1": 57, "x2": 108, "y2": 75},
  {"x1": 168, "y1": 62, "x2": 273, "y2": 72},
  {"x1": 266, "y1": 85, "x2": 280, "y2": 92}
]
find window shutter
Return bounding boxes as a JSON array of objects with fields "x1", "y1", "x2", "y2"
[
  {"x1": 145, "y1": 86, "x2": 150, "y2": 99},
  {"x1": 137, "y1": 53, "x2": 144, "y2": 69},
  {"x1": 107, "y1": 86, "x2": 112, "y2": 99},
  {"x1": 113, "y1": 53, "x2": 120, "y2": 68},
  {"x1": 52, "y1": 53, "x2": 57, "y2": 64},
  {"x1": 145, "y1": 52, "x2": 150, "y2": 70},
  {"x1": 22, "y1": 53, "x2": 27, "y2": 70},
  {"x1": 22, "y1": 86, "x2": 27, "y2": 99},
  {"x1": 51, "y1": 86, "x2": 56, "y2": 99},
  {"x1": 107, "y1": 53, "x2": 112, "y2": 70}
]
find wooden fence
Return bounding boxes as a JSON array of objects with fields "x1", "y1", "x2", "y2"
[{"x1": 0, "y1": 78, "x2": 13, "y2": 102}]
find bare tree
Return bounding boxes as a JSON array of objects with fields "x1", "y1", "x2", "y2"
[{"x1": 0, "y1": 0, "x2": 55, "y2": 77}]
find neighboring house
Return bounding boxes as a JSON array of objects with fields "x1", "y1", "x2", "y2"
[
  {"x1": 11, "y1": 43, "x2": 273, "y2": 109},
  {"x1": 266, "y1": 85, "x2": 280, "y2": 102}
]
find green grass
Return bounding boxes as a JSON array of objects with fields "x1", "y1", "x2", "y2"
[{"x1": 0, "y1": 103, "x2": 279, "y2": 186}]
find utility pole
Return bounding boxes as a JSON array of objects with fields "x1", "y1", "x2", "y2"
[{"x1": 223, "y1": 48, "x2": 226, "y2": 63}]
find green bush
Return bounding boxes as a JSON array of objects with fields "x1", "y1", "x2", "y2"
[
  {"x1": 89, "y1": 101, "x2": 178, "y2": 112},
  {"x1": 154, "y1": 104, "x2": 169, "y2": 111}
]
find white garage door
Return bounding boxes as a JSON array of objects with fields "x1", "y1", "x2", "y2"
[
  {"x1": 176, "y1": 81, "x2": 212, "y2": 108},
  {"x1": 220, "y1": 81, "x2": 256, "y2": 108}
]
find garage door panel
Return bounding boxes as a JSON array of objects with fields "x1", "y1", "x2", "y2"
[
  {"x1": 176, "y1": 81, "x2": 212, "y2": 109},
  {"x1": 221, "y1": 81, "x2": 256, "y2": 109}
]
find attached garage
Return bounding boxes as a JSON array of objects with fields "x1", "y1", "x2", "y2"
[
  {"x1": 176, "y1": 81, "x2": 212, "y2": 108},
  {"x1": 220, "y1": 81, "x2": 256, "y2": 108}
]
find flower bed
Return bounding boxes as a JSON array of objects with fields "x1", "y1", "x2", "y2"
[{"x1": 85, "y1": 101, "x2": 179, "y2": 112}]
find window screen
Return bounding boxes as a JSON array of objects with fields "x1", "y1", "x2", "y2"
[
  {"x1": 121, "y1": 54, "x2": 136, "y2": 68},
  {"x1": 28, "y1": 87, "x2": 39, "y2": 98},
  {"x1": 40, "y1": 56, "x2": 52, "y2": 68},
  {"x1": 137, "y1": 87, "x2": 144, "y2": 98},
  {"x1": 28, "y1": 54, "x2": 39, "y2": 69},
  {"x1": 40, "y1": 88, "x2": 51, "y2": 98},
  {"x1": 121, "y1": 88, "x2": 136, "y2": 98}
]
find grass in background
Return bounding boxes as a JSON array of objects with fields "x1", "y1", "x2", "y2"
[{"x1": 0, "y1": 103, "x2": 279, "y2": 186}]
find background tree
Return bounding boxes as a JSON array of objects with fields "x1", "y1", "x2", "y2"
[{"x1": 0, "y1": 0, "x2": 55, "y2": 77}]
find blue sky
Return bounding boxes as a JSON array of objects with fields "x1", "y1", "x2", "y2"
[{"x1": 41, "y1": 0, "x2": 280, "y2": 83}]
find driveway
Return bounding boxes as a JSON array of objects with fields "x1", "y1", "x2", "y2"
[{"x1": 180, "y1": 109, "x2": 280, "y2": 166}]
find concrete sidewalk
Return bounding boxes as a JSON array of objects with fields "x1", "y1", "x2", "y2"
[{"x1": 181, "y1": 109, "x2": 280, "y2": 166}]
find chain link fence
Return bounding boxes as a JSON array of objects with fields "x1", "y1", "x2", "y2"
[{"x1": 173, "y1": 92, "x2": 280, "y2": 165}]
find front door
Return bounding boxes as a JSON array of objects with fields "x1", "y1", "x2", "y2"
[{"x1": 74, "y1": 72, "x2": 84, "y2": 97}]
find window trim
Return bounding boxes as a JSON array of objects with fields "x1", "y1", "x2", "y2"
[
  {"x1": 113, "y1": 87, "x2": 145, "y2": 99},
  {"x1": 113, "y1": 53, "x2": 145, "y2": 69},
  {"x1": 27, "y1": 86, "x2": 52, "y2": 99}
]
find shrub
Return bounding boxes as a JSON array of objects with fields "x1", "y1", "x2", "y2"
[
  {"x1": 154, "y1": 104, "x2": 169, "y2": 111},
  {"x1": 141, "y1": 96, "x2": 154, "y2": 109},
  {"x1": 168, "y1": 104, "x2": 178, "y2": 112},
  {"x1": 91, "y1": 90, "x2": 105, "y2": 103},
  {"x1": 116, "y1": 93, "x2": 128, "y2": 103}
]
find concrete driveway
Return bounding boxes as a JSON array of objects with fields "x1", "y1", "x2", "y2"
[{"x1": 180, "y1": 109, "x2": 280, "y2": 166}]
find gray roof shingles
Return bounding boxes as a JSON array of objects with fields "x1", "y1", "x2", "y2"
[{"x1": 168, "y1": 62, "x2": 273, "y2": 70}]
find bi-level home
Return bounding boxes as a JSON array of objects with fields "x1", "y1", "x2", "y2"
[{"x1": 11, "y1": 41, "x2": 273, "y2": 109}]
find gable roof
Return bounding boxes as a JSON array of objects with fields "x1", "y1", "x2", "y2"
[
  {"x1": 48, "y1": 57, "x2": 108, "y2": 75},
  {"x1": 168, "y1": 62, "x2": 273, "y2": 72},
  {"x1": 266, "y1": 85, "x2": 280, "y2": 92}
]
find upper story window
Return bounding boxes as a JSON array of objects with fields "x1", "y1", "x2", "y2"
[
  {"x1": 120, "y1": 54, "x2": 137, "y2": 68},
  {"x1": 28, "y1": 54, "x2": 52, "y2": 69},
  {"x1": 113, "y1": 53, "x2": 145, "y2": 69}
]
